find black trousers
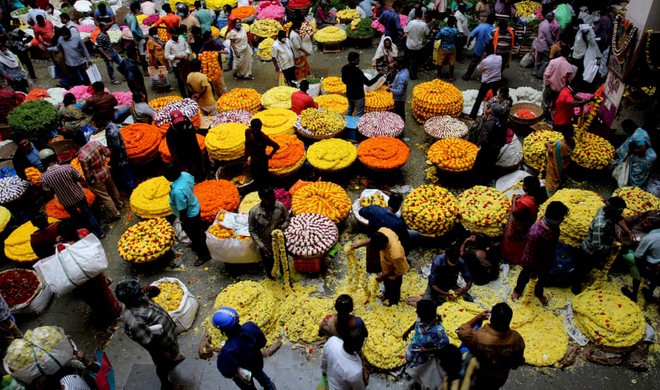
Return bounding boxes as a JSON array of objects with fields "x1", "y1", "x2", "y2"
[
  {"x1": 383, "y1": 276, "x2": 403, "y2": 305},
  {"x1": 282, "y1": 66, "x2": 296, "y2": 87},
  {"x1": 464, "y1": 54, "x2": 482, "y2": 79},
  {"x1": 473, "y1": 145, "x2": 500, "y2": 185},
  {"x1": 514, "y1": 268, "x2": 546, "y2": 297},
  {"x1": 394, "y1": 100, "x2": 406, "y2": 122},
  {"x1": 470, "y1": 80, "x2": 502, "y2": 119},
  {"x1": 16, "y1": 50, "x2": 35, "y2": 79},
  {"x1": 406, "y1": 48, "x2": 422, "y2": 79},
  {"x1": 181, "y1": 213, "x2": 211, "y2": 260}
]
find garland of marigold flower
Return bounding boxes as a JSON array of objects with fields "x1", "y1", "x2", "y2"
[
  {"x1": 272, "y1": 229, "x2": 292, "y2": 293},
  {"x1": 193, "y1": 180, "x2": 240, "y2": 222},
  {"x1": 149, "y1": 96, "x2": 183, "y2": 111},
  {"x1": 199, "y1": 51, "x2": 223, "y2": 83},
  {"x1": 120, "y1": 123, "x2": 162, "y2": 163},
  {"x1": 267, "y1": 134, "x2": 305, "y2": 170},
  {"x1": 357, "y1": 136, "x2": 410, "y2": 170},
  {"x1": 45, "y1": 189, "x2": 96, "y2": 219},
  {"x1": 4, "y1": 218, "x2": 58, "y2": 262},
  {"x1": 217, "y1": 88, "x2": 262, "y2": 113}
]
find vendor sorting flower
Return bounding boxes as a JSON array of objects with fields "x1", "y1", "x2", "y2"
[
  {"x1": 423, "y1": 245, "x2": 473, "y2": 305},
  {"x1": 248, "y1": 188, "x2": 290, "y2": 279},
  {"x1": 166, "y1": 110, "x2": 206, "y2": 182},
  {"x1": 245, "y1": 119, "x2": 280, "y2": 187}
]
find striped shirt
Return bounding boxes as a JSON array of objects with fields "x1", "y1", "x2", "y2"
[
  {"x1": 41, "y1": 164, "x2": 85, "y2": 207},
  {"x1": 495, "y1": 30, "x2": 513, "y2": 54},
  {"x1": 59, "y1": 374, "x2": 91, "y2": 390},
  {"x1": 78, "y1": 141, "x2": 111, "y2": 184}
]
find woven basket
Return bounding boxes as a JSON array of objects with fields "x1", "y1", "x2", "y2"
[
  {"x1": 294, "y1": 120, "x2": 345, "y2": 140},
  {"x1": 509, "y1": 103, "x2": 543, "y2": 126},
  {"x1": 215, "y1": 161, "x2": 254, "y2": 191}
]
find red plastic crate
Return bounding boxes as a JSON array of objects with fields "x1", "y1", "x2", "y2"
[{"x1": 293, "y1": 257, "x2": 322, "y2": 273}]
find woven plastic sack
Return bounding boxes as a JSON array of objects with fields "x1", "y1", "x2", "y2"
[
  {"x1": 10, "y1": 272, "x2": 53, "y2": 317},
  {"x1": 150, "y1": 277, "x2": 198, "y2": 334},
  {"x1": 205, "y1": 210, "x2": 261, "y2": 264}
]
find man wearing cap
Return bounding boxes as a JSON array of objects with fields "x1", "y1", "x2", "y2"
[
  {"x1": 212, "y1": 307, "x2": 276, "y2": 390},
  {"x1": 244, "y1": 119, "x2": 279, "y2": 187},
  {"x1": 115, "y1": 280, "x2": 184, "y2": 390},
  {"x1": 166, "y1": 110, "x2": 205, "y2": 181}
]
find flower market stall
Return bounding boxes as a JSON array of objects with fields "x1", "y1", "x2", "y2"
[
  {"x1": 307, "y1": 139, "x2": 357, "y2": 173},
  {"x1": 294, "y1": 108, "x2": 346, "y2": 139},
  {"x1": 403, "y1": 185, "x2": 459, "y2": 237},
  {"x1": 118, "y1": 218, "x2": 175, "y2": 263}
]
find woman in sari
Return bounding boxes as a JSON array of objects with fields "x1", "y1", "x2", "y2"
[
  {"x1": 0, "y1": 38, "x2": 28, "y2": 92},
  {"x1": 289, "y1": 20, "x2": 311, "y2": 81},
  {"x1": 616, "y1": 119, "x2": 657, "y2": 188},
  {"x1": 372, "y1": 36, "x2": 398, "y2": 82},
  {"x1": 319, "y1": 294, "x2": 368, "y2": 339},
  {"x1": 545, "y1": 131, "x2": 575, "y2": 196},
  {"x1": 501, "y1": 176, "x2": 547, "y2": 265},
  {"x1": 60, "y1": 93, "x2": 91, "y2": 138},
  {"x1": 229, "y1": 20, "x2": 253, "y2": 80}
]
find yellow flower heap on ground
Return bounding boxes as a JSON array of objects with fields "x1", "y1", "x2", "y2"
[
  {"x1": 427, "y1": 138, "x2": 478, "y2": 172},
  {"x1": 314, "y1": 94, "x2": 348, "y2": 114},
  {"x1": 336, "y1": 9, "x2": 361, "y2": 21},
  {"x1": 412, "y1": 79, "x2": 463, "y2": 123},
  {"x1": 403, "y1": 185, "x2": 459, "y2": 237},
  {"x1": 0, "y1": 206, "x2": 10, "y2": 234},
  {"x1": 130, "y1": 176, "x2": 172, "y2": 218},
  {"x1": 321, "y1": 77, "x2": 346, "y2": 95},
  {"x1": 279, "y1": 287, "x2": 334, "y2": 343},
  {"x1": 4, "y1": 218, "x2": 57, "y2": 262},
  {"x1": 357, "y1": 303, "x2": 417, "y2": 369},
  {"x1": 257, "y1": 38, "x2": 275, "y2": 61},
  {"x1": 523, "y1": 130, "x2": 563, "y2": 171},
  {"x1": 437, "y1": 299, "x2": 483, "y2": 346},
  {"x1": 365, "y1": 87, "x2": 394, "y2": 112},
  {"x1": 249, "y1": 19, "x2": 283, "y2": 38},
  {"x1": 252, "y1": 109, "x2": 297, "y2": 136},
  {"x1": 613, "y1": 186, "x2": 660, "y2": 218},
  {"x1": 205, "y1": 123, "x2": 246, "y2": 161},
  {"x1": 217, "y1": 88, "x2": 262, "y2": 113},
  {"x1": 538, "y1": 189, "x2": 605, "y2": 247},
  {"x1": 239, "y1": 191, "x2": 261, "y2": 214},
  {"x1": 261, "y1": 86, "x2": 299, "y2": 109},
  {"x1": 149, "y1": 96, "x2": 183, "y2": 111},
  {"x1": 297, "y1": 108, "x2": 346, "y2": 137},
  {"x1": 152, "y1": 282, "x2": 184, "y2": 312},
  {"x1": 118, "y1": 218, "x2": 175, "y2": 263},
  {"x1": 292, "y1": 181, "x2": 351, "y2": 223},
  {"x1": 307, "y1": 139, "x2": 357, "y2": 171},
  {"x1": 458, "y1": 186, "x2": 510, "y2": 236},
  {"x1": 571, "y1": 131, "x2": 615, "y2": 169},
  {"x1": 314, "y1": 26, "x2": 347, "y2": 43}
]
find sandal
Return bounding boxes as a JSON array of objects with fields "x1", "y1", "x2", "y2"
[
  {"x1": 111, "y1": 80, "x2": 121, "y2": 85},
  {"x1": 194, "y1": 257, "x2": 210, "y2": 267}
]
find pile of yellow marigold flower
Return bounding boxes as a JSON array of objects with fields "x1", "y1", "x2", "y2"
[
  {"x1": 261, "y1": 86, "x2": 299, "y2": 109},
  {"x1": 130, "y1": 176, "x2": 173, "y2": 219},
  {"x1": 365, "y1": 87, "x2": 394, "y2": 112},
  {"x1": 412, "y1": 79, "x2": 463, "y2": 123},
  {"x1": 152, "y1": 281, "x2": 184, "y2": 312},
  {"x1": 205, "y1": 123, "x2": 246, "y2": 161},
  {"x1": 612, "y1": 186, "x2": 660, "y2": 218},
  {"x1": 523, "y1": 130, "x2": 563, "y2": 171},
  {"x1": 320, "y1": 77, "x2": 346, "y2": 95},
  {"x1": 307, "y1": 139, "x2": 357, "y2": 171},
  {"x1": 217, "y1": 88, "x2": 262, "y2": 113},
  {"x1": 314, "y1": 94, "x2": 348, "y2": 114},
  {"x1": 252, "y1": 109, "x2": 297, "y2": 136},
  {"x1": 427, "y1": 138, "x2": 478, "y2": 172},
  {"x1": 403, "y1": 185, "x2": 458, "y2": 237},
  {"x1": 571, "y1": 131, "x2": 615, "y2": 170},
  {"x1": 4, "y1": 218, "x2": 57, "y2": 262},
  {"x1": 292, "y1": 181, "x2": 351, "y2": 223},
  {"x1": 314, "y1": 26, "x2": 347, "y2": 43},
  {"x1": 538, "y1": 189, "x2": 605, "y2": 247},
  {"x1": 458, "y1": 186, "x2": 510, "y2": 236}
]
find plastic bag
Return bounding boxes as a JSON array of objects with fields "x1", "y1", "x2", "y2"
[
  {"x1": 612, "y1": 157, "x2": 630, "y2": 188},
  {"x1": 583, "y1": 59, "x2": 600, "y2": 83},
  {"x1": 150, "y1": 277, "x2": 199, "y2": 333},
  {"x1": 496, "y1": 138, "x2": 523, "y2": 169},
  {"x1": 520, "y1": 52, "x2": 534, "y2": 68},
  {"x1": 205, "y1": 210, "x2": 261, "y2": 264},
  {"x1": 173, "y1": 218, "x2": 191, "y2": 245}
]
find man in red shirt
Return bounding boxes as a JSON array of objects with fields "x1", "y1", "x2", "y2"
[
  {"x1": 33, "y1": 15, "x2": 54, "y2": 49},
  {"x1": 290, "y1": 80, "x2": 318, "y2": 115},
  {"x1": 552, "y1": 83, "x2": 589, "y2": 135}
]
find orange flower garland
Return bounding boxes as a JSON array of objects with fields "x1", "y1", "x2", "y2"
[
  {"x1": 267, "y1": 134, "x2": 306, "y2": 175},
  {"x1": 45, "y1": 189, "x2": 96, "y2": 219},
  {"x1": 149, "y1": 96, "x2": 183, "y2": 111},
  {"x1": 291, "y1": 181, "x2": 351, "y2": 224},
  {"x1": 158, "y1": 134, "x2": 206, "y2": 164},
  {"x1": 364, "y1": 87, "x2": 394, "y2": 112},
  {"x1": 427, "y1": 138, "x2": 478, "y2": 172},
  {"x1": 24, "y1": 89, "x2": 49, "y2": 103},
  {"x1": 120, "y1": 123, "x2": 162, "y2": 164},
  {"x1": 412, "y1": 79, "x2": 464, "y2": 123},
  {"x1": 231, "y1": 6, "x2": 257, "y2": 19},
  {"x1": 199, "y1": 51, "x2": 223, "y2": 83},
  {"x1": 193, "y1": 180, "x2": 240, "y2": 222},
  {"x1": 357, "y1": 136, "x2": 410, "y2": 170},
  {"x1": 217, "y1": 88, "x2": 262, "y2": 113}
]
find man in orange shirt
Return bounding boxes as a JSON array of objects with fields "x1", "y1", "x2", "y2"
[
  {"x1": 33, "y1": 15, "x2": 54, "y2": 49},
  {"x1": 153, "y1": 4, "x2": 181, "y2": 34}
]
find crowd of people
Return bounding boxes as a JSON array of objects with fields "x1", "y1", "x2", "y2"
[{"x1": 0, "y1": 0, "x2": 657, "y2": 389}]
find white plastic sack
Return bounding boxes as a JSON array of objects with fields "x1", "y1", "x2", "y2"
[
  {"x1": 5, "y1": 328, "x2": 75, "y2": 385},
  {"x1": 85, "y1": 64, "x2": 102, "y2": 83},
  {"x1": 363, "y1": 69, "x2": 386, "y2": 92},
  {"x1": 351, "y1": 189, "x2": 402, "y2": 225},
  {"x1": 10, "y1": 277, "x2": 53, "y2": 317},
  {"x1": 33, "y1": 234, "x2": 108, "y2": 296},
  {"x1": 205, "y1": 210, "x2": 261, "y2": 264},
  {"x1": 496, "y1": 138, "x2": 523, "y2": 168},
  {"x1": 308, "y1": 82, "x2": 321, "y2": 98},
  {"x1": 173, "y1": 218, "x2": 192, "y2": 245},
  {"x1": 495, "y1": 170, "x2": 531, "y2": 192},
  {"x1": 150, "y1": 277, "x2": 198, "y2": 334}
]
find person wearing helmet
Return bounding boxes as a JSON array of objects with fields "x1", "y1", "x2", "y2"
[
  {"x1": 213, "y1": 307, "x2": 276, "y2": 390},
  {"x1": 39, "y1": 148, "x2": 109, "y2": 239},
  {"x1": 116, "y1": 280, "x2": 184, "y2": 390}
]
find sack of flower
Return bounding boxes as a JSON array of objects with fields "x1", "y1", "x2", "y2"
[
  {"x1": 205, "y1": 210, "x2": 261, "y2": 264},
  {"x1": 0, "y1": 269, "x2": 53, "y2": 316},
  {"x1": 150, "y1": 277, "x2": 199, "y2": 334}
]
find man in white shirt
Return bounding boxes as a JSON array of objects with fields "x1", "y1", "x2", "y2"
[
  {"x1": 454, "y1": 3, "x2": 470, "y2": 61},
  {"x1": 27, "y1": 4, "x2": 48, "y2": 26},
  {"x1": 349, "y1": 1, "x2": 367, "y2": 18},
  {"x1": 403, "y1": 8, "x2": 429, "y2": 80},
  {"x1": 271, "y1": 30, "x2": 296, "y2": 87},
  {"x1": 165, "y1": 28, "x2": 192, "y2": 97},
  {"x1": 321, "y1": 328, "x2": 368, "y2": 390},
  {"x1": 469, "y1": 44, "x2": 502, "y2": 119}
]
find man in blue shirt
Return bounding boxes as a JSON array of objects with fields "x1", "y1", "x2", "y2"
[
  {"x1": 436, "y1": 16, "x2": 459, "y2": 81},
  {"x1": 359, "y1": 193, "x2": 410, "y2": 249},
  {"x1": 378, "y1": 1, "x2": 403, "y2": 44},
  {"x1": 388, "y1": 59, "x2": 409, "y2": 122},
  {"x1": 463, "y1": 13, "x2": 496, "y2": 80},
  {"x1": 424, "y1": 245, "x2": 474, "y2": 305},
  {"x1": 359, "y1": 0, "x2": 375, "y2": 18},
  {"x1": 165, "y1": 163, "x2": 211, "y2": 266}
]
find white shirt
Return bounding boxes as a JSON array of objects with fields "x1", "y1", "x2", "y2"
[
  {"x1": 321, "y1": 337, "x2": 366, "y2": 390},
  {"x1": 455, "y1": 10, "x2": 470, "y2": 36},
  {"x1": 477, "y1": 54, "x2": 503, "y2": 83},
  {"x1": 356, "y1": 7, "x2": 366, "y2": 18},
  {"x1": 27, "y1": 8, "x2": 48, "y2": 25},
  {"x1": 271, "y1": 38, "x2": 295, "y2": 70},
  {"x1": 404, "y1": 19, "x2": 429, "y2": 51},
  {"x1": 141, "y1": 1, "x2": 157, "y2": 16},
  {"x1": 164, "y1": 39, "x2": 191, "y2": 66},
  {"x1": 289, "y1": 30, "x2": 307, "y2": 58}
]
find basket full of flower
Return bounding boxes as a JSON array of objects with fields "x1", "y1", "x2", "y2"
[
  {"x1": 210, "y1": 110, "x2": 254, "y2": 126},
  {"x1": 148, "y1": 95, "x2": 183, "y2": 111},
  {"x1": 365, "y1": 87, "x2": 394, "y2": 112},
  {"x1": 424, "y1": 115, "x2": 469, "y2": 140},
  {"x1": 307, "y1": 139, "x2": 357, "y2": 173},
  {"x1": 118, "y1": 217, "x2": 175, "y2": 263},
  {"x1": 320, "y1": 77, "x2": 346, "y2": 95},
  {"x1": 357, "y1": 136, "x2": 409, "y2": 171},
  {"x1": 403, "y1": 185, "x2": 459, "y2": 237},
  {"x1": 357, "y1": 111, "x2": 404, "y2": 138},
  {"x1": 537, "y1": 189, "x2": 605, "y2": 247},
  {"x1": 252, "y1": 108, "x2": 298, "y2": 137},
  {"x1": 217, "y1": 88, "x2": 262, "y2": 113},
  {"x1": 261, "y1": 86, "x2": 299, "y2": 110},
  {"x1": 294, "y1": 108, "x2": 346, "y2": 140},
  {"x1": 314, "y1": 94, "x2": 348, "y2": 114},
  {"x1": 285, "y1": 213, "x2": 338, "y2": 259},
  {"x1": 0, "y1": 176, "x2": 30, "y2": 204},
  {"x1": 153, "y1": 98, "x2": 201, "y2": 135},
  {"x1": 412, "y1": 79, "x2": 463, "y2": 123},
  {"x1": 314, "y1": 26, "x2": 347, "y2": 45},
  {"x1": 612, "y1": 187, "x2": 660, "y2": 218},
  {"x1": 522, "y1": 130, "x2": 563, "y2": 172},
  {"x1": 205, "y1": 123, "x2": 247, "y2": 161},
  {"x1": 4, "y1": 218, "x2": 58, "y2": 263},
  {"x1": 150, "y1": 277, "x2": 199, "y2": 333},
  {"x1": 45, "y1": 189, "x2": 96, "y2": 219},
  {"x1": 571, "y1": 130, "x2": 615, "y2": 170}
]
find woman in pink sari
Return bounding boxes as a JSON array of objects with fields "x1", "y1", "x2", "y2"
[{"x1": 500, "y1": 176, "x2": 547, "y2": 265}]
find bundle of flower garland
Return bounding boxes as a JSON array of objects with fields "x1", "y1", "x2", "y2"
[
  {"x1": 571, "y1": 131, "x2": 615, "y2": 170},
  {"x1": 314, "y1": 94, "x2": 348, "y2": 114},
  {"x1": 0, "y1": 206, "x2": 10, "y2": 234},
  {"x1": 261, "y1": 86, "x2": 298, "y2": 109},
  {"x1": 205, "y1": 123, "x2": 246, "y2": 161},
  {"x1": 4, "y1": 218, "x2": 57, "y2": 262},
  {"x1": 159, "y1": 134, "x2": 205, "y2": 164},
  {"x1": 538, "y1": 189, "x2": 605, "y2": 247},
  {"x1": 307, "y1": 139, "x2": 357, "y2": 171},
  {"x1": 129, "y1": 176, "x2": 173, "y2": 219},
  {"x1": 295, "y1": 108, "x2": 346, "y2": 137},
  {"x1": 412, "y1": 79, "x2": 464, "y2": 123},
  {"x1": 193, "y1": 180, "x2": 240, "y2": 222},
  {"x1": 267, "y1": 134, "x2": 306, "y2": 176},
  {"x1": 579, "y1": 97, "x2": 603, "y2": 132},
  {"x1": 284, "y1": 213, "x2": 338, "y2": 258},
  {"x1": 24, "y1": 88, "x2": 49, "y2": 103},
  {"x1": 458, "y1": 186, "x2": 510, "y2": 236},
  {"x1": 522, "y1": 130, "x2": 563, "y2": 171},
  {"x1": 403, "y1": 185, "x2": 458, "y2": 237},
  {"x1": 120, "y1": 123, "x2": 162, "y2": 164},
  {"x1": 232, "y1": 5, "x2": 257, "y2": 19},
  {"x1": 208, "y1": 211, "x2": 253, "y2": 240},
  {"x1": 153, "y1": 98, "x2": 201, "y2": 134},
  {"x1": 238, "y1": 191, "x2": 261, "y2": 214},
  {"x1": 252, "y1": 108, "x2": 297, "y2": 136},
  {"x1": 365, "y1": 87, "x2": 394, "y2": 112},
  {"x1": 612, "y1": 187, "x2": 660, "y2": 218},
  {"x1": 210, "y1": 110, "x2": 253, "y2": 126},
  {"x1": 257, "y1": 3, "x2": 284, "y2": 19},
  {"x1": 118, "y1": 218, "x2": 175, "y2": 263},
  {"x1": 357, "y1": 136, "x2": 409, "y2": 170},
  {"x1": 149, "y1": 96, "x2": 183, "y2": 111},
  {"x1": 292, "y1": 181, "x2": 351, "y2": 223},
  {"x1": 257, "y1": 38, "x2": 275, "y2": 61},
  {"x1": 199, "y1": 51, "x2": 223, "y2": 82},
  {"x1": 217, "y1": 88, "x2": 262, "y2": 113},
  {"x1": 359, "y1": 303, "x2": 418, "y2": 369},
  {"x1": 45, "y1": 189, "x2": 96, "y2": 219},
  {"x1": 249, "y1": 19, "x2": 282, "y2": 38},
  {"x1": 427, "y1": 138, "x2": 479, "y2": 172},
  {"x1": 151, "y1": 281, "x2": 184, "y2": 312},
  {"x1": 320, "y1": 77, "x2": 346, "y2": 95},
  {"x1": 336, "y1": 9, "x2": 361, "y2": 21},
  {"x1": 0, "y1": 176, "x2": 29, "y2": 204},
  {"x1": 424, "y1": 115, "x2": 469, "y2": 139},
  {"x1": 314, "y1": 26, "x2": 347, "y2": 43},
  {"x1": 357, "y1": 111, "x2": 404, "y2": 137}
]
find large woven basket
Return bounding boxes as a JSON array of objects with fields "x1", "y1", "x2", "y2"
[
  {"x1": 509, "y1": 103, "x2": 543, "y2": 126},
  {"x1": 294, "y1": 120, "x2": 345, "y2": 140}
]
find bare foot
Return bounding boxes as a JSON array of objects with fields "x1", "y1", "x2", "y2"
[
  {"x1": 510, "y1": 291, "x2": 520, "y2": 301},
  {"x1": 537, "y1": 295, "x2": 549, "y2": 306}
]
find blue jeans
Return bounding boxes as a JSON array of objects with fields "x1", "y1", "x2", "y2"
[
  {"x1": 114, "y1": 107, "x2": 131, "y2": 123},
  {"x1": 112, "y1": 164, "x2": 136, "y2": 191},
  {"x1": 104, "y1": 51, "x2": 123, "y2": 81},
  {"x1": 63, "y1": 198, "x2": 103, "y2": 237},
  {"x1": 347, "y1": 98, "x2": 365, "y2": 117}
]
